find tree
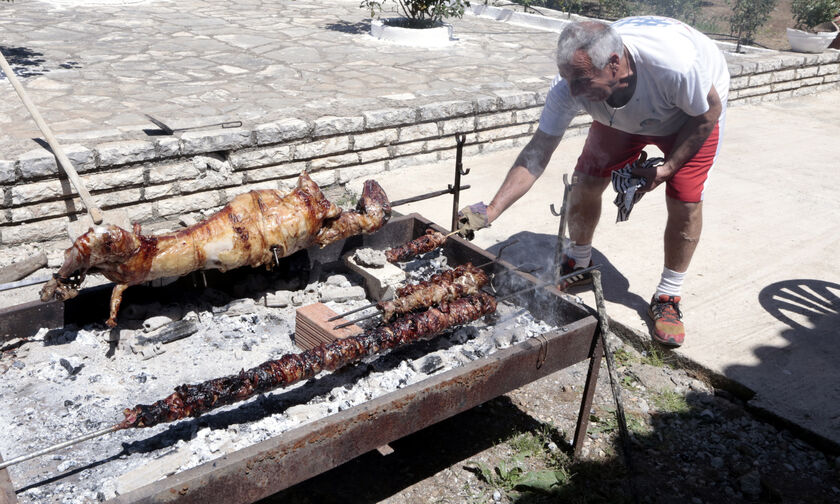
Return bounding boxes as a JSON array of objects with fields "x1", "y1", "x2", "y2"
[{"x1": 729, "y1": 0, "x2": 778, "y2": 51}]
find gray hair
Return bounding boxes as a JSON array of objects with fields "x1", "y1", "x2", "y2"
[{"x1": 556, "y1": 21, "x2": 623, "y2": 70}]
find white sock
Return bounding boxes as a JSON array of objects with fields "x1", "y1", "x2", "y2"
[
  {"x1": 655, "y1": 267, "x2": 686, "y2": 297},
  {"x1": 568, "y1": 243, "x2": 591, "y2": 269}
]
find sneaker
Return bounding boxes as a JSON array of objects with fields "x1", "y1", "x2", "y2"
[
  {"x1": 557, "y1": 255, "x2": 593, "y2": 290},
  {"x1": 648, "y1": 294, "x2": 685, "y2": 347}
]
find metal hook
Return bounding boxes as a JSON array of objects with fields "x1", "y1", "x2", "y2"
[
  {"x1": 549, "y1": 203, "x2": 561, "y2": 216},
  {"x1": 455, "y1": 134, "x2": 469, "y2": 175},
  {"x1": 535, "y1": 333, "x2": 549, "y2": 369}
]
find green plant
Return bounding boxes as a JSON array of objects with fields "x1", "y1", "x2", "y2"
[
  {"x1": 790, "y1": 0, "x2": 840, "y2": 31},
  {"x1": 360, "y1": 0, "x2": 470, "y2": 27},
  {"x1": 728, "y1": 0, "x2": 778, "y2": 50},
  {"x1": 652, "y1": 389, "x2": 690, "y2": 413},
  {"x1": 641, "y1": 344, "x2": 666, "y2": 367}
]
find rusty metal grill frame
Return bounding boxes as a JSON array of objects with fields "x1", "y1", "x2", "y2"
[{"x1": 0, "y1": 214, "x2": 603, "y2": 504}]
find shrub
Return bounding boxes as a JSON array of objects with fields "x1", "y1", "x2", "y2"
[
  {"x1": 790, "y1": 0, "x2": 840, "y2": 31},
  {"x1": 728, "y1": 0, "x2": 778, "y2": 51},
  {"x1": 360, "y1": 0, "x2": 470, "y2": 28}
]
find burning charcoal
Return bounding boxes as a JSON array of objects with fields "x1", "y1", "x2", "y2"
[
  {"x1": 265, "y1": 290, "x2": 293, "y2": 307},
  {"x1": 138, "y1": 320, "x2": 199, "y2": 346},
  {"x1": 203, "y1": 288, "x2": 231, "y2": 306},
  {"x1": 143, "y1": 315, "x2": 173, "y2": 333},
  {"x1": 419, "y1": 355, "x2": 444, "y2": 375},
  {"x1": 319, "y1": 285, "x2": 366, "y2": 303},
  {"x1": 89, "y1": 374, "x2": 102, "y2": 383},
  {"x1": 59, "y1": 358, "x2": 83, "y2": 376}
]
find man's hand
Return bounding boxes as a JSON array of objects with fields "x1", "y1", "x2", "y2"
[
  {"x1": 457, "y1": 202, "x2": 490, "y2": 240},
  {"x1": 631, "y1": 155, "x2": 669, "y2": 192}
]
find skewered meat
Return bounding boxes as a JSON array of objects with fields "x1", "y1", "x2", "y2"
[
  {"x1": 40, "y1": 173, "x2": 390, "y2": 327},
  {"x1": 385, "y1": 228, "x2": 447, "y2": 263},
  {"x1": 118, "y1": 293, "x2": 497, "y2": 429},
  {"x1": 379, "y1": 263, "x2": 489, "y2": 321}
]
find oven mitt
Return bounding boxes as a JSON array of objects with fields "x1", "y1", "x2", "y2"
[
  {"x1": 457, "y1": 202, "x2": 489, "y2": 241},
  {"x1": 611, "y1": 155, "x2": 664, "y2": 222}
]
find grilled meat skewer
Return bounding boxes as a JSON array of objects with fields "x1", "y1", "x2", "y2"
[
  {"x1": 40, "y1": 173, "x2": 390, "y2": 327},
  {"x1": 119, "y1": 293, "x2": 497, "y2": 429},
  {"x1": 379, "y1": 262, "x2": 489, "y2": 321},
  {"x1": 385, "y1": 228, "x2": 447, "y2": 263}
]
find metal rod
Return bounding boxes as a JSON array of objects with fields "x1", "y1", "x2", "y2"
[
  {"x1": 591, "y1": 270, "x2": 638, "y2": 502},
  {"x1": 335, "y1": 265, "x2": 600, "y2": 330},
  {"x1": 0, "y1": 49, "x2": 104, "y2": 224},
  {"x1": 327, "y1": 254, "x2": 498, "y2": 323},
  {"x1": 390, "y1": 185, "x2": 470, "y2": 207},
  {"x1": 450, "y1": 134, "x2": 468, "y2": 232},
  {"x1": 0, "y1": 425, "x2": 120, "y2": 470},
  {"x1": 0, "y1": 276, "x2": 51, "y2": 292},
  {"x1": 497, "y1": 264, "x2": 600, "y2": 304}
]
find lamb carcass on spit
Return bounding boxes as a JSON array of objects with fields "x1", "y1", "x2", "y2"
[{"x1": 40, "y1": 172, "x2": 391, "y2": 326}]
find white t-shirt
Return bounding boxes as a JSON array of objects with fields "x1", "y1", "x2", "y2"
[{"x1": 539, "y1": 16, "x2": 730, "y2": 137}]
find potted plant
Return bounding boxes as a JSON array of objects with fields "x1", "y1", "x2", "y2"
[
  {"x1": 787, "y1": 0, "x2": 840, "y2": 52},
  {"x1": 361, "y1": 0, "x2": 470, "y2": 46}
]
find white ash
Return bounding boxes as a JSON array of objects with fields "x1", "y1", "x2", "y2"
[
  {"x1": 0, "y1": 264, "x2": 556, "y2": 503},
  {"x1": 352, "y1": 248, "x2": 387, "y2": 268}
]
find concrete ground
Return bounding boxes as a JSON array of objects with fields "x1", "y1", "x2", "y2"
[
  {"x1": 2, "y1": 0, "x2": 838, "y2": 458},
  {"x1": 374, "y1": 89, "x2": 840, "y2": 449}
]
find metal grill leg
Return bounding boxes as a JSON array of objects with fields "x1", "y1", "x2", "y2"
[{"x1": 572, "y1": 335, "x2": 603, "y2": 458}]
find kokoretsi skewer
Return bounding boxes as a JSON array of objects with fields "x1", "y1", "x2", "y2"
[
  {"x1": 385, "y1": 228, "x2": 450, "y2": 263},
  {"x1": 0, "y1": 293, "x2": 497, "y2": 469}
]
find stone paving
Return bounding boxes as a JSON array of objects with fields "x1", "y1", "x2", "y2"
[{"x1": 0, "y1": 0, "x2": 562, "y2": 160}]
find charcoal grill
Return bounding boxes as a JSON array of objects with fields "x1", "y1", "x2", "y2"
[{"x1": 0, "y1": 213, "x2": 602, "y2": 504}]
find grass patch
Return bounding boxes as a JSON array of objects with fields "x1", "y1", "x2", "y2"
[
  {"x1": 641, "y1": 344, "x2": 667, "y2": 367},
  {"x1": 612, "y1": 347, "x2": 635, "y2": 366},
  {"x1": 652, "y1": 389, "x2": 691, "y2": 414}
]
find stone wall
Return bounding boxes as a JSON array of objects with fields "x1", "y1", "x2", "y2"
[{"x1": 1, "y1": 50, "x2": 838, "y2": 246}]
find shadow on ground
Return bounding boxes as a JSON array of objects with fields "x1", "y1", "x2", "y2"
[{"x1": 0, "y1": 46, "x2": 81, "y2": 79}]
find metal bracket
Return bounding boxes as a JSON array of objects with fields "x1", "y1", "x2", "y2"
[
  {"x1": 535, "y1": 333, "x2": 549, "y2": 369},
  {"x1": 551, "y1": 173, "x2": 577, "y2": 284},
  {"x1": 450, "y1": 134, "x2": 469, "y2": 232}
]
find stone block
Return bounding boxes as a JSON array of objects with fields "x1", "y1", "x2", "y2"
[
  {"x1": 358, "y1": 147, "x2": 390, "y2": 164},
  {"x1": 143, "y1": 183, "x2": 179, "y2": 201},
  {"x1": 265, "y1": 290, "x2": 293, "y2": 307},
  {"x1": 318, "y1": 285, "x2": 366, "y2": 303},
  {"x1": 822, "y1": 72, "x2": 839, "y2": 83},
  {"x1": 148, "y1": 161, "x2": 200, "y2": 184},
  {"x1": 418, "y1": 100, "x2": 473, "y2": 121},
  {"x1": 441, "y1": 117, "x2": 475, "y2": 135},
  {"x1": 313, "y1": 115, "x2": 365, "y2": 137},
  {"x1": 795, "y1": 66, "x2": 820, "y2": 79},
  {"x1": 363, "y1": 108, "x2": 416, "y2": 129},
  {"x1": 254, "y1": 118, "x2": 310, "y2": 145},
  {"x1": 155, "y1": 137, "x2": 180, "y2": 158},
  {"x1": 310, "y1": 153, "x2": 359, "y2": 171},
  {"x1": 755, "y1": 58, "x2": 783, "y2": 72},
  {"x1": 181, "y1": 171, "x2": 244, "y2": 193},
  {"x1": 337, "y1": 162, "x2": 387, "y2": 184},
  {"x1": 243, "y1": 161, "x2": 307, "y2": 183},
  {"x1": 476, "y1": 112, "x2": 514, "y2": 130},
  {"x1": 771, "y1": 69, "x2": 796, "y2": 83},
  {"x1": 425, "y1": 133, "x2": 478, "y2": 152},
  {"x1": 438, "y1": 143, "x2": 481, "y2": 160},
  {"x1": 514, "y1": 107, "x2": 542, "y2": 123},
  {"x1": 0, "y1": 160, "x2": 15, "y2": 184},
  {"x1": 11, "y1": 179, "x2": 67, "y2": 205},
  {"x1": 97, "y1": 140, "x2": 156, "y2": 167},
  {"x1": 729, "y1": 75, "x2": 750, "y2": 89},
  {"x1": 308, "y1": 169, "x2": 335, "y2": 188},
  {"x1": 481, "y1": 138, "x2": 519, "y2": 153},
  {"x1": 83, "y1": 167, "x2": 145, "y2": 191},
  {"x1": 97, "y1": 188, "x2": 143, "y2": 208},
  {"x1": 818, "y1": 63, "x2": 839, "y2": 76},
  {"x1": 818, "y1": 52, "x2": 840, "y2": 64},
  {"x1": 389, "y1": 152, "x2": 438, "y2": 170},
  {"x1": 748, "y1": 72, "x2": 772, "y2": 86},
  {"x1": 156, "y1": 191, "x2": 221, "y2": 217},
  {"x1": 391, "y1": 140, "x2": 426, "y2": 157},
  {"x1": 398, "y1": 122, "x2": 439, "y2": 142},
  {"x1": 181, "y1": 128, "x2": 252, "y2": 155},
  {"x1": 64, "y1": 144, "x2": 96, "y2": 173},
  {"x1": 229, "y1": 145, "x2": 292, "y2": 169},
  {"x1": 473, "y1": 94, "x2": 500, "y2": 113},
  {"x1": 294, "y1": 136, "x2": 351, "y2": 159},
  {"x1": 801, "y1": 76, "x2": 824, "y2": 87},
  {"x1": 770, "y1": 80, "x2": 800, "y2": 92},
  {"x1": 343, "y1": 253, "x2": 405, "y2": 301},
  {"x1": 232, "y1": 181, "x2": 281, "y2": 194},
  {"x1": 476, "y1": 124, "x2": 531, "y2": 142},
  {"x1": 353, "y1": 129, "x2": 398, "y2": 150},
  {"x1": 737, "y1": 85, "x2": 770, "y2": 98},
  {"x1": 11, "y1": 200, "x2": 70, "y2": 221},
  {"x1": 494, "y1": 89, "x2": 538, "y2": 109},
  {"x1": 18, "y1": 149, "x2": 58, "y2": 179},
  {"x1": 2, "y1": 218, "x2": 66, "y2": 244}
]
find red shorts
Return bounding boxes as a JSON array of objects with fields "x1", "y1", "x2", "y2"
[{"x1": 574, "y1": 120, "x2": 722, "y2": 202}]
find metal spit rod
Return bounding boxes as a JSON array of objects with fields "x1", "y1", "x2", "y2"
[
  {"x1": 0, "y1": 425, "x2": 120, "y2": 470},
  {"x1": 333, "y1": 264, "x2": 600, "y2": 330}
]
